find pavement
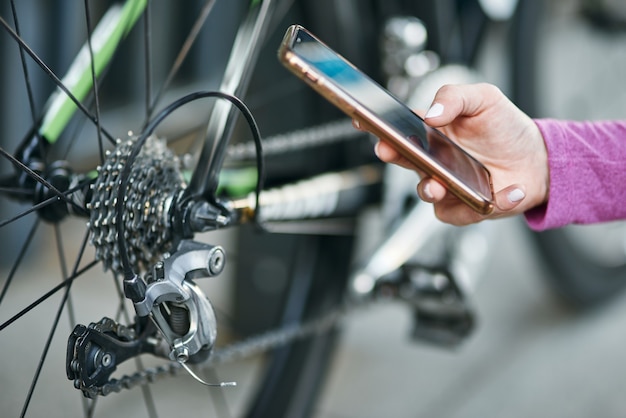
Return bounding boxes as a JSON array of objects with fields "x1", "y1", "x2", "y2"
[{"x1": 318, "y1": 218, "x2": 626, "y2": 418}]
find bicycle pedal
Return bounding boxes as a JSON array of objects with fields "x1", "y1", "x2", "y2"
[
  {"x1": 410, "y1": 304, "x2": 475, "y2": 348},
  {"x1": 402, "y1": 264, "x2": 476, "y2": 348}
]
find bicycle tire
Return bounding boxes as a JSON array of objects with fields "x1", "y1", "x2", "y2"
[
  {"x1": 510, "y1": 0, "x2": 626, "y2": 308},
  {"x1": 233, "y1": 228, "x2": 354, "y2": 418}
]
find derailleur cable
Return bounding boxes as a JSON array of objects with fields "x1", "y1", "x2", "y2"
[
  {"x1": 113, "y1": 90, "x2": 264, "y2": 386},
  {"x1": 116, "y1": 90, "x2": 265, "y2": 282}
]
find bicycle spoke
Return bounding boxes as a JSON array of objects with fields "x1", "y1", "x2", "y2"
[
  {"x1": 0, "y1": 186, "x2": 31, "y2": 196},
  {"x1": 0, "y1": 219, "x2": 39, "y2": 306},
  {"x1": 146, "y1": 0, "x2": 217, "y2": 122},
  {"x1": 54, "y1": 224, "x2": 69, "y2": 285},
  {"x1": 9, "y1": 0, "x2": 45, "y2": 160},
  {"x1": 0, "y1": 259, "x2": 97, "y2": 332},
  {"x1": 83, "y1": 0, "x2": 106, "y2": 164},
  {"x1": 143, "y1": 0, "x2": 152, "y2": 121},
  {"x1": 19, "y1": 266, "x2": 76, "y2": 416},
  {"x1": 138, "y1": 371, "x2": 158, "y2": 418},
  {"x1": 0, "y1": 147, "x2": 88, "y2": 215},
  {"x1": 86, "y1": 398, "x2": 98, "y2": 418},
  {"x1": 0, "y1": 181, "x2": 89, "y2": 229},
  {"x1": 10, "y1": 218, "x2": 93, "y2": 416},
  {"x1": 0, "y1": 14, "x2": 116, "y2": 144},
  {"x1": 54, "y1": 223, "x2": 83, "y2": 329},
  {"x1": 0, "y1": 196, "x2": 58, "y2": 228},
  {"x1": 54, "y1": 224, "x2": 95, "y2": 417},
  {"x1": 109, "y1": 272, "x2": 159, "y2": 417},
  {"x1": 61, "y1": 101, "x2": 92, "y2": 161}
]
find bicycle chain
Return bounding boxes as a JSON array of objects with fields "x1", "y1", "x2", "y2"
[
  {"x1": 85, "y1": 300, "x2": 363, "y2": 397},
  {"x1": 226, "y1": 118, "x2": 363, "y2": 161}
]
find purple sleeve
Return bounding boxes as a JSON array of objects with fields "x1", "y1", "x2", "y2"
[{"x1": 524, "y1": 119, "x2": 626, "y2": 230}]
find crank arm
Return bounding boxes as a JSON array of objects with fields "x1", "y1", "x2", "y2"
[
  {"x1": 349, "y1": 201, "x2": 453, "y2": 297},
  {"x1": 349, "y1": 201, "x2": 483, "y2": 346}
]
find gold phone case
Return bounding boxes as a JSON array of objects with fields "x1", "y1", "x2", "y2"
[{"x1": 279, "y1": 25, "x2": 494, "y2": 215}]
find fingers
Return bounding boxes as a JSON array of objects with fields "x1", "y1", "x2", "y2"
[
  {"x1": 423, "y1": 83, "x2": 504, "y2": 127},
  {"x1": 354, "y1": 119, "x2": 417, "y2": 170},
  {"x1": 417, "y1": 178, "x2": 447, "y2": 203},
  {"x1": 494, "y1": 184, "x2": 526, "y2": 212},
  {"x1": 417, "y1": 178, "x2": 527, "y2": 226},
  {"x1": 373, "y1": 140, "x2": 397, "y2": 162},
  {"x1": 415, "y1": 178, "x2": 482, "y2": 226},
  {"x1": 374, "y1": 141, "x2": 418, "y2": 171},
  {"x1": 353, "y1": 83, "x2": 530, "y2": 226}
]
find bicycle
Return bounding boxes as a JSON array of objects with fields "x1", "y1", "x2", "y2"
[{"x1": 1, "y1": 1, "x2": 622, "y2": 417}]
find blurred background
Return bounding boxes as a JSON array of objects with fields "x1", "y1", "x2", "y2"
[
  {"x1": 318, "y1": 2, "x2": 626, "y2": 417},
  {"x1": 2, "y1": 0, "x2": 626, "y2": 417}
]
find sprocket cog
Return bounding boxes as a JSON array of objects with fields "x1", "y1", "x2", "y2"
[{"x1": 88, "y1": 135, "x2": 184, "y2": 274}]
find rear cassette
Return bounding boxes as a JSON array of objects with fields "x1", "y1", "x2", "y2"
[{"x1": 88, "y1": 135, "x2": 184, "y2": 274}]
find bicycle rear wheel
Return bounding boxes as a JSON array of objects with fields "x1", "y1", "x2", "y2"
[{"x1": 0, "y1": 1, "x2": 381, "y2": 416}]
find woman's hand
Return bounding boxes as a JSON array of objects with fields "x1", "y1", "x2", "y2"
[{"x1": 371, "y1": 83, "x2": 549, "y2": 226}]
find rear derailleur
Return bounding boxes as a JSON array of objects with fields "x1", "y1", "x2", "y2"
[{"x1": 67, "y1": 239, "x2": 226, "y2": 397}]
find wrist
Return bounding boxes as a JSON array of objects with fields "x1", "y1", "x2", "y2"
[{"x1": 528, "y1": 123, "x2": 550, "y2": 210}]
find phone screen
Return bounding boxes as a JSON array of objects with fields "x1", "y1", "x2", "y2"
[{"x1": 289, "y1": 28, "x2": 494, "y2": 203}]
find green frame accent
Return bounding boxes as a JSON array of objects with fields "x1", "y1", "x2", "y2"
[{"x1": 39, "y1": 0, "x2": 147, "y2": 143}]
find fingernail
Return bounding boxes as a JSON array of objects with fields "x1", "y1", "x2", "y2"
[
  {"x1": 423, "y1": 182, "x2": 434, "y2": 200},
  {"x1": 507, "y1": 188, "x2": 525, "y2": 203},
  {"x1": 352, "y1": 119, "x2": 361, "y2": 129},
  {"x1": 425, "y1": 103, "x2": 444, "y2": 119},
  {"x1": 374, "y1": 142, "x2": 381, "y2": 158}
]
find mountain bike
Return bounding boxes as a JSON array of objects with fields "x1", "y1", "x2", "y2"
[{"x1": 0, "y1": 1, "x2": 614, "y2": 417}]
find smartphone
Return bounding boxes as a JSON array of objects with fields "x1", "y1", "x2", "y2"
[{"x1": 278, "y1": 25, "x2": 495, "y2": 215}]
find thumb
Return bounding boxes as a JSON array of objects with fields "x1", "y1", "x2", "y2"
[
  {"x1": 494, "y1": 184, "x2": 526, "y2": 212},
  {"x1": 423, "y1": 83, "x2": 502, "y2": 127}
]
